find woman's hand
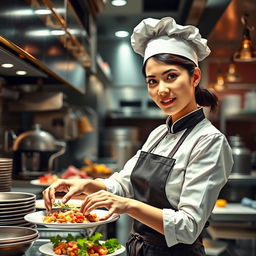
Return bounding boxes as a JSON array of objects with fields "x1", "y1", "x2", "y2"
[
  {"x1": 81, "y1": 191, "x2": 164, "y2": 235},
  {"x1": 42, "y1": 179, "x2": 89, "y2": 212},
  {"x1": 81, "y1": 190, "x2": 131, "y2": 219}
]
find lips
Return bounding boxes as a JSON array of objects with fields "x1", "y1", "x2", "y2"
[{"x1": 160, "y1": 97, "x2": 176, "y2": 106}]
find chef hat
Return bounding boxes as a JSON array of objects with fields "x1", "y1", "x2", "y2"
[{"x1": 131, "y1": 17, "x2": 211, "y2": 66}]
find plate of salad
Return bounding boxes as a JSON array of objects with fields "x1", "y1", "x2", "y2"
[
  {"x1": 24, "y1": 209, "x2": 119, "y2": 229},
  {"x1": 39, "y1": 232, "x2": 125, "y2": 256}
]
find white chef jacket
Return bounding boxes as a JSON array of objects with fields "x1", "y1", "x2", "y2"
[{"x1": 100, "y1": 108, "x2": 233, "y2": 247}]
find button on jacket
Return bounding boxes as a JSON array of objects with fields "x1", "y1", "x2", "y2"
[{"x1": 100, "y1": 108, "x2": 233, "y2": 247}]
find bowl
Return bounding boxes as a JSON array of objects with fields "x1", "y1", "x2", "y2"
[
  {"x1": 0, "y1": 236, "x2": 39, "y2": 256},
  {"x1": 0, "y1": 226, "x2": 39, "y2": 244},
  {"x1": 0, "y1": 192, "x2": 36, "y2": 203},
  {"x1": 0, "y1": 226, "x2": 39, "y2": 256}
]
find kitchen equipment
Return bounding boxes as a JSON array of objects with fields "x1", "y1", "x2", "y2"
[
  {"x1": 4, "y1": 124, "x2": 66, "y2": 178},
  {"x1": 222, "y1": 95, "x2": 241, "y2": 115},
  {"x1": 229, "y1": 136, "x2": 252, "y2": 174},
  {"x1": 34, "y1": 107, "x2": 94, "y2": 140},
  {"x1": 0, "y1": 226, "x2": 39, "y2": 256},
  {"x1": 101, "y1": 127, "x2": 139, "y2": 170},
  {"x1": 244, "y1": 90, "x2": 256, "y2": 112}
]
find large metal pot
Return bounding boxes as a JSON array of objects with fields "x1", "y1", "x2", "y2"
[
  {"x1": 102, "y1": 127, "x2": 139, "y2": 170},
  {"x1": 229, "y1": 136, "x2": 252, "y2": 175},
  {"x1": 4, "y1": 124, "x2": 66, "y2": 177}
]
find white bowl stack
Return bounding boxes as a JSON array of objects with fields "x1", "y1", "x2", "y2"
[
  {"x1": 0, "y1": 192, "x2": 36, "y2": 228},
  {"x1": 0, "y1": 158, "x2": 13, "y2": 192}
]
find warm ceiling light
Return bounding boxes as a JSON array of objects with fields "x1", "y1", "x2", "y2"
[
  {"x1": 233, "y1": 14, "x2": 256, "y2": 62},
  {"x1": 226, "y1": 60, "x2": 241, "y2": 83},
  {"x1": 16, "y1": 70, "x2": 27, "y2": 75},
  {"x1": 111, "y1": 0, "x2": 127, "y2": 7},
  {"x1": 34, "y1": 9, "x2": 51, "y2": 15},
  {"x1": 115, "y1": 30, "x2": 129, "y2": 38},
  {"x1": 51, "y1": 30, "x2": 65, "y2": 36},
  {"x1": 1, "y1": 63, "x2": 14, "y2": 68},
  {"x1": 213, "y1": 69, "x2": 225, "y2": 92}
]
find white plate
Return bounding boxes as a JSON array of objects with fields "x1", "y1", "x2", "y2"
[
  {"x1": 39, "y1": 242, "x2": 125, "y2": 256},
  {"x1": 24, "y1": 209, "x2": 119, "y2": 229},
  {"x1": 35, "y1": 199, "x2": 84, "y2": 209}
]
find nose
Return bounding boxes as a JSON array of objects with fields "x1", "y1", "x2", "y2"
[{"x1": 158, "y1": 81, "x2": 170, "y2": 96}]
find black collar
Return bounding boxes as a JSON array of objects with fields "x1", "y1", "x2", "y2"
[{"x1": 166, "y1": 108, "x2": 205, "y2": 134}]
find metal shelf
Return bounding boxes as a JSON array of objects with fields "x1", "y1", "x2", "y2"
[{"x1": 229, "y1": 173, "x2": 256, "y2": 180}]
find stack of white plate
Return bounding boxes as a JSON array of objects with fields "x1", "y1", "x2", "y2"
[
  {"x1": 0, "y1": 192, "x2": 36, "y2": 228},
  {"x1": 0, "y1": 158, "x2": 13, "y2": 192}
]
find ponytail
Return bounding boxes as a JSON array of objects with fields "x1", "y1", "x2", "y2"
[{"x1": 195, "y1": 87, "x2": 218, "y2": 112}]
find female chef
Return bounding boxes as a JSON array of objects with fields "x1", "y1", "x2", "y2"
[{"x1": 43, "y1": 17, "x2": 233, "y2": 256}]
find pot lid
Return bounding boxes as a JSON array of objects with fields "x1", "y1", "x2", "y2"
[{"x1": 13, "y1": 124, "x2": 57, "y2": 151}]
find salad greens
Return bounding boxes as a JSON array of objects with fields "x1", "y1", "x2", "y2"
[
  {"x1": 50, "y1": 232, "x2": 121, "y2": 255},
  {"x1": 53, "y1": 200, "x2": 73, "y2": 210}
]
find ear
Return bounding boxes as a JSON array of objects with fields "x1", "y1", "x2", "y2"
[{"x1": 193, "y1": 67, "x2": 201, "y2": 88}]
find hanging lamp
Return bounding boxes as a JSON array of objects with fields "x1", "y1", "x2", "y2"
[
  {"x1": 213, "y1": 68, "x2": 225, "y2": 92},
  {"x1": 226, "y1": 57, "x2": 242, "y2": 82},
  {"x1": 233, "y1": 14, "x2": 256, "y2": 62}
]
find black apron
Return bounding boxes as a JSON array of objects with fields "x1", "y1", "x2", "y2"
[{"x1": 126, "y1": 125, "x2": 206, "y2": 256}]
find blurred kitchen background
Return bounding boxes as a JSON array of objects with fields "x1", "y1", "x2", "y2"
[{"x1": 0, "y1": 0, "x2": 256, "y2": 255}]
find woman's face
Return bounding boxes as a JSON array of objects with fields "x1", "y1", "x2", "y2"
[{"x1": 145, "y1": 58, "x2": 201, "y2": 122}]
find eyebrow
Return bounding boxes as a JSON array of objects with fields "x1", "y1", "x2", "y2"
[{"x1": 146, "y1": 68, "x2": 177, "y2": 78}]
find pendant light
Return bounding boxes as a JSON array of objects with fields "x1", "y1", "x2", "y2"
[
  {"x1": 233, "y1": 14, "x2": 256, "y2": 62},
  {"x1": 226, "y1": 57, "x2": 242, "y2": 82},
  {"x1": 213, "y1": 68, "x2": 225, "y2": 92}
]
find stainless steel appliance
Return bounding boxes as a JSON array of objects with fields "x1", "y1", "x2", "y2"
[
  {"x1": 4, "y1": 124, "x2": 66, "y2": 178},
  {"x1": 102, "y1": 127, "x2": 139, "y2": 170},
  {"x1": 229, "y1": 136, "x2": 252, "y2": 174}
]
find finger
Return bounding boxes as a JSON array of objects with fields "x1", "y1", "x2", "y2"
[
  {"x1": 82, "y1": 200, "x2": 109, "y2": 215},
  {"x1": 80, "y1": 192, "x2": 100, "y2": 212},
  {"x1": 42, "y1": 188, "x2": 53, "y2": 212},
  {"x1": 81, "y1": 192, "x2": 109, "y2": 213},
  {"x1": 100, "y1": 208, "x2": 115, "y2": 220},
  {"x1": 62, "y1": 187, "x2": 78, "y2": 203},
  {"x1": 43, "y1": 180, "x2": 67, "y2": 211},
  {"x1": 80, "y1": 195, "x2": 97, "y2": 213}
]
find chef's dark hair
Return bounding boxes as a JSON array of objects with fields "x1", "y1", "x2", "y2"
[{"x1": 142, "y1": 53, "x2": 218, "y2": 112}]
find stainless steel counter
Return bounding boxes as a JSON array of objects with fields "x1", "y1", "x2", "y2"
[
  {"x1": 210, "y1": 203, "x2": 256, "y2": 222},
  {"x1": 11, "y1": 180, "x2": 44, "y2": 198}
]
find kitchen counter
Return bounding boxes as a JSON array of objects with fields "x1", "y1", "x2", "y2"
[
  {"x1": 208, "y1": 203, "x2": 256, "y2": 256},
  {"x1": 11, "y1": 179, "x2": 45, "y2": 198},
  {"x1": 210, "y1": 203, "x2": 256, "y2": 222}
]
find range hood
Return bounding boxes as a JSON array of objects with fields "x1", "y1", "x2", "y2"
[
  {"x1": 0, "y1": 38, "x2": 47, "y2": 78},
  {"x1": 0, "y1": 35, "x2": 83, "y2": 93},
  {"x1": 0, "y1": 0, "x2": 97, "y2": 94}
]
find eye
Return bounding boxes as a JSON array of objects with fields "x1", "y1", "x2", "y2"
[
  {"x1": 167, "y1": 73, "x2": 178, "y2": 80},
  {"x1": 146, "y1": 79, "x2": 157, "y2": 88}
]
